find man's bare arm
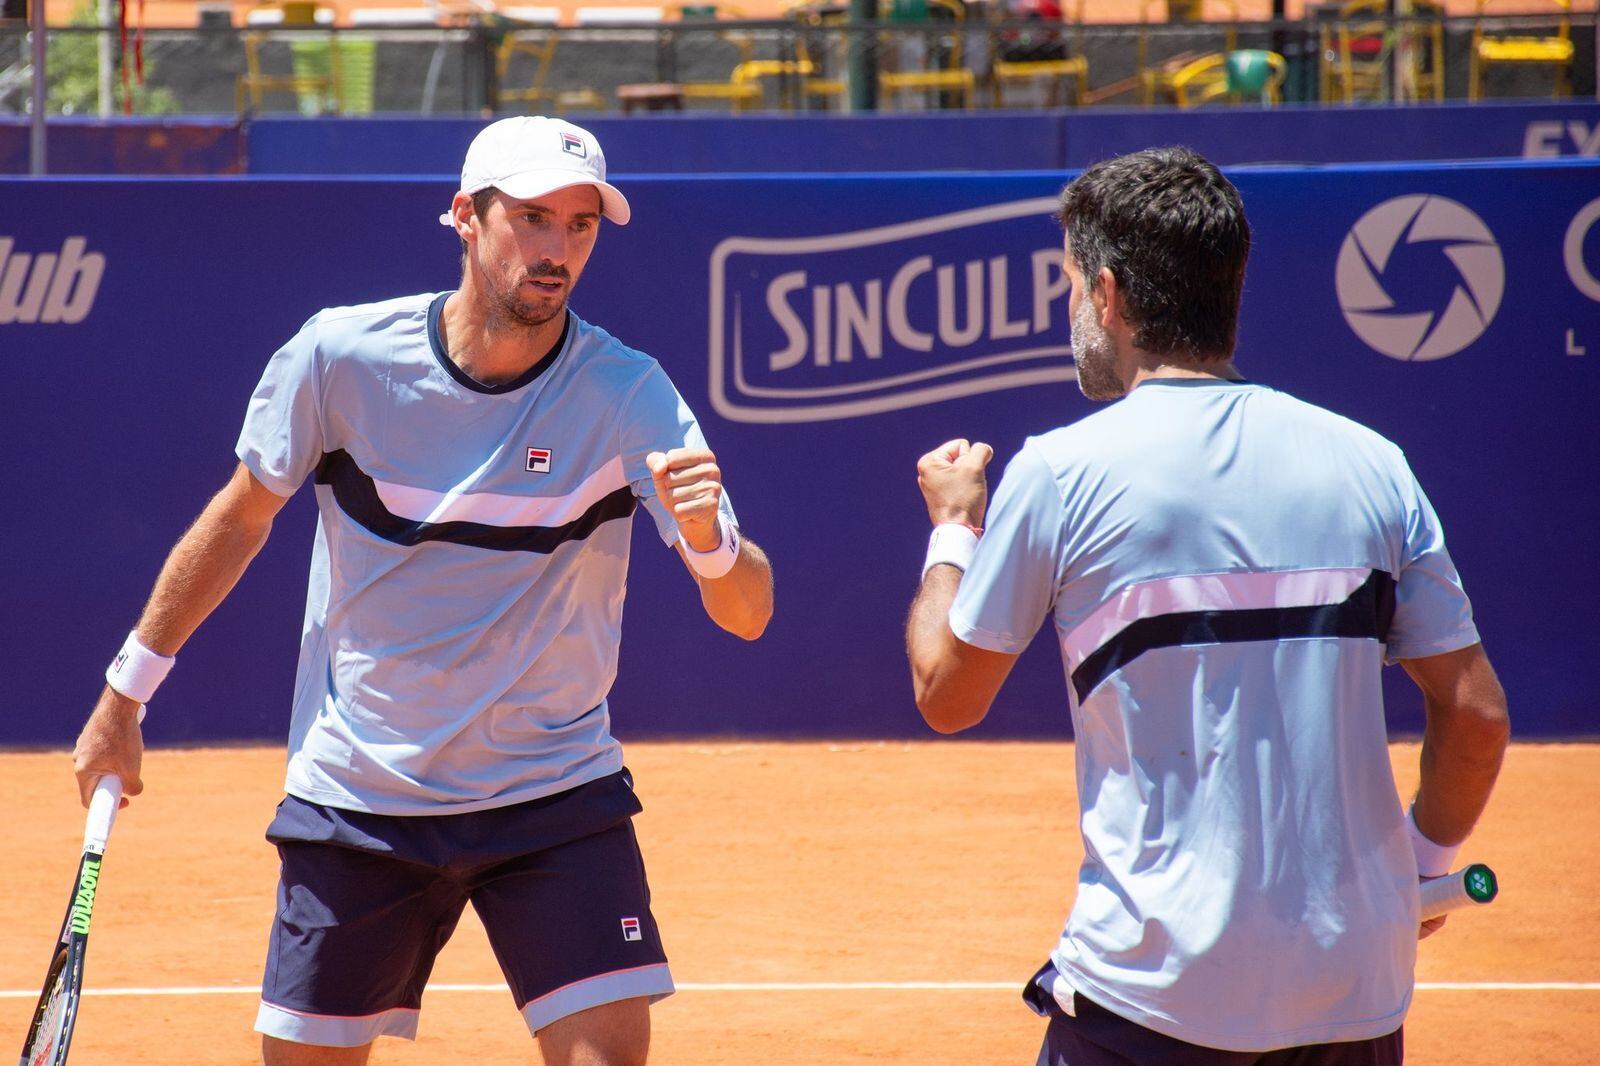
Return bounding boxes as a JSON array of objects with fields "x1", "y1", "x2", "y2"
[
  {"x1": 905, "y1": 566, "x2": 1018, "y2": 733},
  {"x1": 903, "y1": 438, "x2": 1018, "y2": 733},
  {"x1": 73, "y1": 463, "x2": 291, "y2": 804},
  {"x1": 1403, "y1": 642, "x2": 1511, "y2": 848},
  {"x1": 677, "y1": 536, "x2": 773, "y2": 641},
  {"x1": 648, "y1": 447, "x2": 773, "y2": 641}
]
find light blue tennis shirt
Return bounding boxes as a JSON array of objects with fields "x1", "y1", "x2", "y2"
[
  {"x1": 237, "y1": 293, "x2": 734, "y2": 816},
  {"x1": 949, "y1": 379, "x2": 1479, "y2": 1052}
]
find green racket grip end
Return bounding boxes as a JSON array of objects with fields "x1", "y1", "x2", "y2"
[
  {"x1": 1460, "y1": 862, "x2": 1499, "y2": 905},
  {"x1": 1419, "y1": 862, "x2": 1500, "y2": 921}
]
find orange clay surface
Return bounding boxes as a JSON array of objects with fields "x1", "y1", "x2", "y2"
[{"x1": 2, "y1": 740, "x2": 1596, "y2": 1064}]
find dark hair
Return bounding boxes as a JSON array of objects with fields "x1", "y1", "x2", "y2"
[
  {"x1": 1056, "y1": 147, "x2": 1250, "y2": 360},
  {"x1": 458, "y1": 186, "x2": 500, "y2": 265}
]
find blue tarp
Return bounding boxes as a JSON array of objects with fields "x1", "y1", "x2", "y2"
[{"x1": 0, "y1": 117, "x2": 244, "y2": 175}]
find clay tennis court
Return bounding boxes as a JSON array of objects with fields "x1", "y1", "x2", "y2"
[{"x1": 4, "y1": 740, "x2": 1595, "y2": 1064}]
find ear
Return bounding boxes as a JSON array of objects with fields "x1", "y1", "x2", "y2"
[
  {"x1": 1095, "y1": 267, "x2": 1119, "y2": 330},
  {"x1": 451, "y1": 191, "x2": 477, "y2": 243}
]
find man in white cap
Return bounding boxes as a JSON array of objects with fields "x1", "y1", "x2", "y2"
[{"x1": 72, "y1": 116, "x2": 774, "y2": 1065}]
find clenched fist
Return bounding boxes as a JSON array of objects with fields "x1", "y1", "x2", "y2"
[
  {"x1": 917, "y1": 438, "x2": 994, "y2": 528},
  {"x1": 647, "y1": 447, "x2": 724, "y2": 552}
]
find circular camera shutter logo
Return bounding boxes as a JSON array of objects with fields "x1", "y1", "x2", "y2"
[{"x1": 1336, "y1": 195, "x2": 1504, "y2": 362}]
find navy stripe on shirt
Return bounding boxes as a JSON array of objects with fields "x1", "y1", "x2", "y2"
[
  {"x1": 1070, "y1": 569, "x2": 1398, "y2": 702},
  {"x1": 314, "y1": 449, "x2": 636, "y2": 554}
]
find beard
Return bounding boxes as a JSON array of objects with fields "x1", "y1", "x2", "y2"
[
  {"x1": 1070, "y1": 296, "x2": 1125, "y2": 401},
  {"x1": 489, "y1": 263, "x2": 571, "y2": 331}
]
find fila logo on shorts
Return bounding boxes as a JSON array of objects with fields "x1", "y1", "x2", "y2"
[
  {"x1": 560, "y1": 133, "x2": 586, "y2": 158},
  {"x1": 526, "y1": 448, "x2": 552, "y2": 473},
  {"x1": 620, "y1": 917, "x2": 642, "y2": 942}
]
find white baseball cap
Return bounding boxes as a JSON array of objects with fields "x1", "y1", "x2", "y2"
[{"x1": 438, "y1": 116, "x2": 631, "y2": 227}]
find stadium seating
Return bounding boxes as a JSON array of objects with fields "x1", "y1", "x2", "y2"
[{"x1": 1469, "y1": 0, "x2": 1574, "y2": 100}]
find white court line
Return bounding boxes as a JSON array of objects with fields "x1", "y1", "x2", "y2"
[{"x1": 2, "y1": 981, "x2": 1598, "y2": 999}]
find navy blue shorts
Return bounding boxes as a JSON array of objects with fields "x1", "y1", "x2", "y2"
[
  {"x1": 254, "y1": 770, "x2": 673, "y2": 1048},
  {"x1": 1025, "y1": 963, "x2": 1403, "y2": 1066}
]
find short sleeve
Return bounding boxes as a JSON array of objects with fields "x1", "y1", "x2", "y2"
[
  {"x1": 618, "y1": 363, "x2": 737, "y2": 545},
  {"x1": 236, "y1": 317, "x2": 325, "y2": 498},
  {"x1": 948, "y1": 442, "x2": 1066, "y2": 654},
  {"x1": 1385, "y1": 466, "x2": 1479, "y2": 663}
]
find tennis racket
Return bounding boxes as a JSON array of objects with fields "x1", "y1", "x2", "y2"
[
  {"x1": 1418, "y1": 863, "x2": 1499, "y2": 922},
  {"x1": 18, "y1": 774, "x2": 125, "y2": 1066}
]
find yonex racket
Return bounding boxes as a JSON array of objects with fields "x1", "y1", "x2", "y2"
[
  {"x1": 1419, "y1": 863, "x2": 1499, "y2": 922},
  {"x1": 18, "y1": 775, "x2": 125, "y2": 1066}
]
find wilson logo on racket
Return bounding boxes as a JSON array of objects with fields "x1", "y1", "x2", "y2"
[
  {"x1": 69, "y1": 859, "x2": 101, "y2": 935},
  {"x1": 708, "y1": 199, "x2": 1075, "y2": 424}
]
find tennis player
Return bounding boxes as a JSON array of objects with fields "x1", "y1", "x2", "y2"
[
  {"x1": 71, "y1": 116, "x2": 774, "y2": 1066},
  {"x1": 905, "y1": 148, "x2": 1509, "y2": 1063}
]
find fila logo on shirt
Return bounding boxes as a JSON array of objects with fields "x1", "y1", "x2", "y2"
[
  {"x1": 526, "y1": 448, "x2": 552, "y2": 473},
  {"x1": 0, "y1": 236, "x2": 105, "y2": 325},
  {"x1": 620, "y1": 917, "x2": 642, "y2": 942}
]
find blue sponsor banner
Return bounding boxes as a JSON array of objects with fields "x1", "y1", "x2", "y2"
[
  {"x1": 1, "y1": 159, "x2": 1597, "y2": 747},
  {"x1": 242, "y1": 113, "x2": 1069, "y2": 176},
  {"x1": 5, "y1": 104, "x2": 1600, "y2": 179},
  {"x1": 709, "y1": 197, "x2": 1072, "y2": 422},
  {"x1": 236, "y1": 102, "x2": 1600, "y2": 177},
  {"x1": 1060, "y1": 100, "x2": 1600, "y2": 167}
]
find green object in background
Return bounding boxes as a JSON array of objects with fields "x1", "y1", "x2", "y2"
[
  {"x1": 339, "y1": 40, "x2": 377, "y2": 115},
  {"x1": 1225, "y1": 49, "x2": 1276, "y2": 97},
  {"x1": 848, "y1": 0, "x2": 878, "y2": 112},
  {"x1": 289, "y1": 39, "x2": 377, "y2": 116},
  {"x1": 885, "y1": 0, "x2": 928, "y2": 22},
  {"x1": 679, "y1": 4, "x2": 720, "y2": 17}
]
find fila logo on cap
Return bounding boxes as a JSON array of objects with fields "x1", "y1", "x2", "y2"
[
  {"x1": 620, "y1": 917, "x2": 643, "y2": 942},
  {"x1": 561, "y1": 133, "x2": 586, "y2": 158},
  {"x1": 526, "y1": 448, "x2": 552, "y2": 473}
]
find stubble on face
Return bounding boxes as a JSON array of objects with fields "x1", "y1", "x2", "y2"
[
  {"x1": 489, "y1": 260, "x2": 570, "y2": 332},
  {"x1": 1070, "y1": 290, "x2": 1125, "y2": 401}
]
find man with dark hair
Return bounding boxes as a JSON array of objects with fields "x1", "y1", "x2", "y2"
[{"x1": 905, "y1": 147, "x2": 1508, "y2": 1063}]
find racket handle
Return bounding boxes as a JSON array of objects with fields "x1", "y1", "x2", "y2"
[
  {"x1": 1418, "y1": 863, "x2": 1499, "y2": 921},
  {"x1": 84, "y1": 775, "x2": 124, "y2": 855}
]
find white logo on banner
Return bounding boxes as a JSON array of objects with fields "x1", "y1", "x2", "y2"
[
  {"x1": 0, "y1": 237, "x2": 105, "y2": 325},
  {"x1": 1564, "y1": 197, "x2": 1600, "y2": 302},
  {"x1": 1522, "y1": 121, "x2": 1600, "y2": 158},
  {"x1": 1336, "y1": 196, "x2": 1503, "y2": 362},
  {"x1": 708, "y1": 199, "x2": 1073, "y2": 423}
]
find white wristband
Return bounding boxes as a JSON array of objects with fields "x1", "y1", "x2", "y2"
[
  {"x1": 681, "y1": 515, "x2": 740, "y2": 580},
  {"x1": 105, "y1": 630, "x2": 175, "y2": 706},
  {"x1": 1407, "y1": 805, "x2": 1462, "y2": 878},
  {"x1": 922, "y1": 523, "x2": 981, "y2": 579}
]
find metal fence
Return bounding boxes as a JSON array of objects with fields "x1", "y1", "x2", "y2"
[{"x1": 0, "y1": 11, "x2": 1593, "y2": 117}]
